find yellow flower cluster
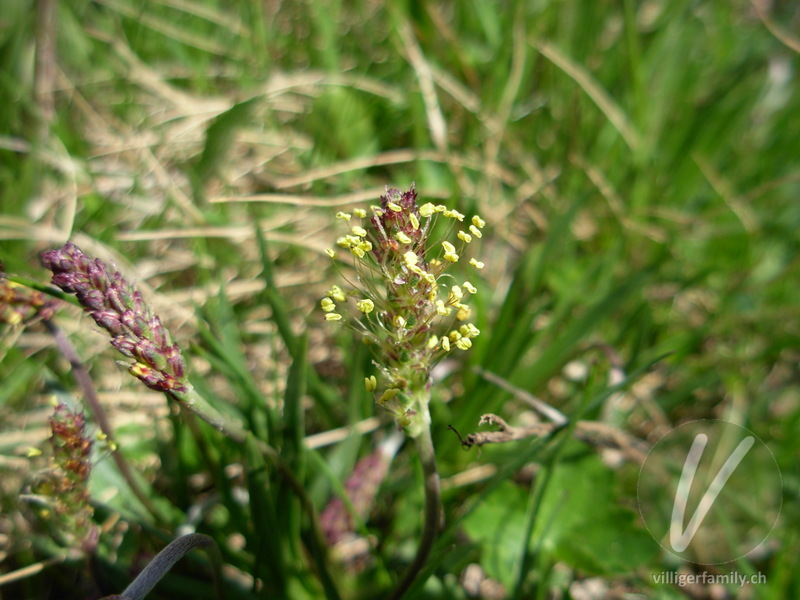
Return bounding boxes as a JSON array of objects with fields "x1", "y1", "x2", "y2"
[{"x1": 321, "y1": 185, "x2": 486, "y2": 429}]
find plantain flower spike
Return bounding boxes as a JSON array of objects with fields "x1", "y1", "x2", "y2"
[
  {"x1": 41, "y1": 242, "x2": 189, "y2": 397},
  {"x1": 323, "y1": 185, "x2": 485, "y2": 436},
  {"x1": 33, "y1": 401, "x2": 98, "y2": 552}
]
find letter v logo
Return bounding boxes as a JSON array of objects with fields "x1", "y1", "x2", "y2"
[
  {"x1": 638, "y1": 419, "x2": 782, "y2": 564},
  {"x1": 669, "y1": 433, "x2": 755, "y2": 552}
]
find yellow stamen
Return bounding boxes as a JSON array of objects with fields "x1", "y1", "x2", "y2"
[
  {"x1": 321, "y1": 297, "x2": 336, "y2": 312},
  {"x1": 328, "y1": 285, "x2": 346, "y2": 302},
  {"x1": 460, "y1": 323, "x2": 480, "y2": 338},
  {"x1": 380, "y1": 388, "x2": 400, "y2": 402},
  {"x1": 419, "y1": 203, "x2": 436, "y2": 217},
  {"x1": 455, "y1": 337, "x2": 472, "y2": 350},
  {"x1": 356, "y1": 299, "x2": 375, "y2": 314}
]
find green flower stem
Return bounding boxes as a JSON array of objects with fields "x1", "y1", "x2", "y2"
[
  {"x1": 389, "y1": 395, "x2": 441, "y2": 600},
  {"x1": 170, "y1": 387, "x2": 249, "y2": 444}
]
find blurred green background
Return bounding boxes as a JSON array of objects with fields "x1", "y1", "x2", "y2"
[{"x1": 1, "y1": 1, "x2": 798, "y2": 599}]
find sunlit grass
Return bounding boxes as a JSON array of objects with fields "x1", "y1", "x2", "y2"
[{"x1": 1, "y1": 1, "x2": 798, "y2": 598}]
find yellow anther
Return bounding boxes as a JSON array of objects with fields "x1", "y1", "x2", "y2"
[
  {"x1": 469, "y1": 224, "x2": 483, "y2": 238},
  {"x1": 469, "y1": 258, "x2": 485, "y2": 269},
  {"x1": 321, "y1": 297, "x2": 336, "y2": 312},
  {"x1": 387, "y1": 201, "x2": 402, "y2": 212},
  {"x1": 380, "y1": 388, "x2": 400, "y2": 402},
  {"x1": 336, "y1": 211, "x2": 352, "y2": 221},
  {"x1": 472, "y1": 215, "x2": 486, "y2": 228},
  {"x1": 457, "y1": 231, "x2": 472, "y2": 243},
  {"x1": 356, "y1": 299, "x2": 375, "y2": 314},
  {"x1": 328, "y1": 285, "x2": 346, "y2": 302},
  {"x1": 460, "y1": 323, "x2": 480, "y2": 338},
  {"x1": 455, "y1": 337, "x2": 472, "y2": 350},
  {"x1": 325, "y1": 313, "x2": 343, "y2": 321},
  {"x1": 444, "y1": 209, "x2": 465, "y2": 221},
  {"x1": 351, "y1": 225, "x2": 367, "y2": 237},
  {"x1": 463, "y1": 281, "x2": 477, "y2": 294},
  {"x1": 365, "y1": 375, "x2": 377, "y2": 392},
  {"x1": 404, "y1": 251, "x2": 418, "y2": 267},
  {"x1": 456, "y1": 303, "x2": 472, "y2": 321},
  {"x1": 395, "y1": 231, "x2": 412, "y2": 244},
  {"x1": 353, "y1": 208, "x2": 367, "y2": 218},
  {"x1": 419, "y1": 203, "x2": 436, "y2": 217},
  {"x1": 325, "y1": 248, "x2": 336, "y2": 258},
  {"x1": 441, "y1": 337, "x2": 451, "y2": 352},
  {"x1": 409, "y1": 214, "x2": 420, "y2": 230}
]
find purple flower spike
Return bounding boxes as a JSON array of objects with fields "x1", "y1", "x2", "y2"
[{"x1": 42, "y1": 243, "x2": 189, "y2": 396}]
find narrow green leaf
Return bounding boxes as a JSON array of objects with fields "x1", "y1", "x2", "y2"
[{"x1": 244, "y1": 434, "x2": 287, "y2": 596}]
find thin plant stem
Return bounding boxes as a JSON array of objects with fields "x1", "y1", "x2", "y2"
[
  {"x1": 44, "y1": 319, "x2": 167, "y2": 522},
  {"x1": 176, "y1": 387, "x2": 341, "y2": 600},
  {"x1": 388, "y1": 398, "x2": 441, "y2": 600}
]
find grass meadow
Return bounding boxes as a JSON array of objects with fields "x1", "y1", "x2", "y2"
[{"x1": 1, "y1": 1, "x2": 798, "y2": 599}]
